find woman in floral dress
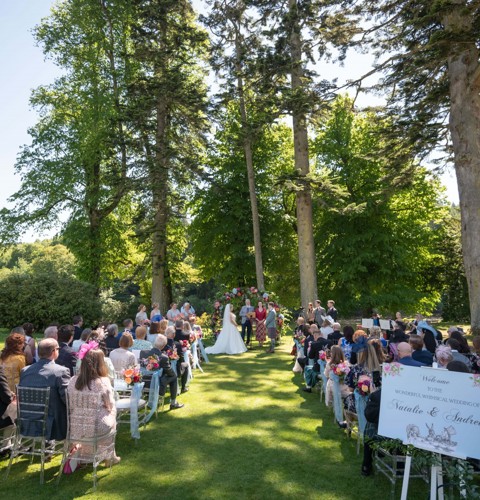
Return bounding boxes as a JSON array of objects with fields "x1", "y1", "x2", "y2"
[
  {"x1": 67, "y1": 345, "x2": 120, "y2": 465},
  {"x1": 255, "y1": 301, "x2": 267, "y2": 347}
]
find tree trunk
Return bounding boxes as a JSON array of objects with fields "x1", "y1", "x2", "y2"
[
  {"x1": 234, "y1": 27, "x2": 265, "y2": 291},
  {"x1": 444, "y1": 5, "x2": 480, "y2": 333},
  {"x1": 289, "y1": 0, "x2": 318, "y2": 308},
  {"x1": 151, "y1": 96, "x2": 171, "y2": 313}
]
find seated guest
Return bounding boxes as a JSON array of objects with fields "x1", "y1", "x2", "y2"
[
  {"x1": 369, "y1": 326, "x2": 387, "y2": 347},
  {"x1": 174, "y1": 319, "x2": 190, "y2": 342},
  {"x1": 56, "y1": 324, "x2": 77, "y2": 376},
  {"x1": 397, "y1": 342, "x2": 426, "y2": 367},
  {"x1": 148, "y1": 319, "x2": 167, "y2": 344},
  {"x1": 409, "y1": 334, "x2": 433, "y2": 366},
  {"x1": 72, "y1": 315, "x2": 84, "y2": 341},
  {"x1": 469, "y1": 336, "x2": 480, "y2": 374},
  {"x1": 72, "y1": 328, "x2": 91, "y2": 353},
  {"x1": 349, "y1": 329, "x2": 368, "y2": 365},
  {"x1": 76, "y1": 332, "x2": 115, "y2": 381},
  {"x1": 140, "y1": 334, "x2": 184, "y2": 409},
  {"x1": 449, "y1": 331, "x2": 471, "y2": 355},
  {"x1": 118, "y1": 319, "x2": 134, "y2": 342},
  {"x1": 10, "y1": 326, "x2": 33, "y2": 365},
  {"x1": 22, "y1": 323, "x2": 37, "y2": 363},
  {"x1": 320, "y1": 319, "x2": 334, "y2": 340},
  {"x1": 419, "y1": 327, "x2": 438, "y2": 354},
  {"x1": 328, "y1": 323, "x2": 343, "y2": 344},
  {"x1": 344, "y1": 338, "x2": 382, "y2": 413},
  {"x1": 445, "y1": 338, "x2": 470, "y2": 366},
  {"x1": 67, "y1": 344, "x2": 120, "y2": 465},
  {"x1": 0, "y1": 334, "x2": 27, "y2": 392},
  {"x1": 132, "y1": 326, "x2": 152, "y2": 351},
  {"x1": 446, "y1": 360, "x2": 471, "y2": 373},
  {"x1": 19, "y1": 338, "x2": 70, "y2": 441},
  {"x1": 183, "y1": 321, "x2": 193, "y2": 338},
  {"x1": 105, "y1": 324, "x2": 120, "y2": 350},
  {"x1": 324, "y1": 346, "x2": 350, "y2": 406},
  {"x1": 308, "y1": 326, "x2": 330, "y2": 370},
  {"x1": 361, "y1": 388, "x2": 382, "y2": 476},
  {"x1": 338, "y1": 325, "x2": 354, "y2": 361},
  {"x1": 164, "y1": 326, "x2": 189, "y2": 393},
  {"x1": 44, "y1": 325, "x2": 58, "y2": 340},
  {"x1": 0, "y1": 365, "x2": 15, "y2": 431},
  {"x1": 435, "y1": 345, "x2": 453, "y2": 369},
  {"x1": 109, "y1": 333, "x2": 137, "y2": 372}
]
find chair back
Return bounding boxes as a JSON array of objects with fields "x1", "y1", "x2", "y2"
[
  {"x1": 66, "y1": 391, "x2": 104, "y2": 442},
  {"x1": 16, "y1": 386, "x2": 50, "y2": 438}
]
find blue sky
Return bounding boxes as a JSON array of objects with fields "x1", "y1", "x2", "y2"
[{"x1": 0, "y1": 1, "x2": 459, "y2": 241}]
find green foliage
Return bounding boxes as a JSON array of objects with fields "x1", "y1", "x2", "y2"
[
  {"x1": 312, "y1": 95, "x2": 447, "y2": 315},
  {"x1": 189, "y1": 106, "x2": 300, "y2": 306},
  {"x1": 438, "y1": 206, "x2": 470, "y2": 322},
  {"x1": 0, "y1": 270, "x2": 101, "y2": 330}
]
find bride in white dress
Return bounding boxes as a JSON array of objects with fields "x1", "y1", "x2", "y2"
[{"x1": 205, "y1": 304, "x2": 247, "y2": 355}]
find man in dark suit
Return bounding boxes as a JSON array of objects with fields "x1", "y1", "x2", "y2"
[
  {"x1": 328, "y1": 322, "x2": 343, "y2": 344},
  {"x1": 56, "y1": 325, "x2": 77, "y2": 376},
  {"x1": 140, "y1": 334, "x2": 184, "y2": 410},
  {"x1": 308, "y1": 327, "x2": 330, "y2": 373},
  {"x1": 326, "y1": 300, "x2": 338, "y2": 321},
  {"x1": 18, "y1": 338, "x2": 70, "y2": 441},
  {"x1": 174, "y1": 320, "x2": 190, "y2": 342},
  {"x1": 397, "y1": 342, "x2": 426, "y2": 367},
  {"x1": 165, "y1": 326, "x2": 189, "y2": 393},
  {"x1": 409, "y1": 335, "x2": 433, "y2": 366},
  {"x1": 72, "y1": 315, "x2": 83, "y2": 342}
]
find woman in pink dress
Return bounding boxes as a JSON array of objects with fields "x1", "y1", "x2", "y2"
[
  {"x1": 255, "y1": 301, "x2": 267, "y2": 347},
  {"x1": 67, "y1": 343, "x2": 120, "y2": 466}
]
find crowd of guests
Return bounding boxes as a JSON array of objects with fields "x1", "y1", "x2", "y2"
[
  {"x1": 293, "y1": 310, "x2": 480, "y2": 476},
  {"x1": 0, "y1": 304, "x2": 205, "y2": 468}
]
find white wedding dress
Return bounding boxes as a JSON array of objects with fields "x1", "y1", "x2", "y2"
[{"x1": 205, "y1": 304, "x2": 247, "y2": 355}]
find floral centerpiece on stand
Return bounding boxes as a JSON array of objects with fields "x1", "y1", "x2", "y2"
[
  {"x1": 140, "y1": 354, "x2": 160, "y2": 372},
  {"x1": 180, "y1": 340, "x2": 191, "y2": 352},
  {"x1": 122, "y1": 366, "x2": 142, "y2": 386},
  {"x1": 166, "y1": 347, "x2": 179, "y2": 361},
  {"x1": 331, "y1": 361, "x2": 350, "y2": 379}
]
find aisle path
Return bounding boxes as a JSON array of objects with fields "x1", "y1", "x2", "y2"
[{"x1": 0, "y1": 343, "x2": 414, "y2": 500}]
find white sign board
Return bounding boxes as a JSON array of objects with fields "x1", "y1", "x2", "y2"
[
  {"x1": 379, "y1": 319, "x2": 392, "y2": 330},
  {"x1": 378, "y1": 363, "x2": 480, "y2": 460},
  {"x1": 361, "y1": 318, "x2": 373, "y2": 329}
]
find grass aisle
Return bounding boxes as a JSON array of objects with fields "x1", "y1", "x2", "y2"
[{"x1": 0, "y1": 343, "x2": 424, "y2": 499}]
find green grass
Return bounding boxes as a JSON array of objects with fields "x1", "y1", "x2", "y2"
[{"x1": 0, "y1": 341, "x2": 436, "y2": 499}]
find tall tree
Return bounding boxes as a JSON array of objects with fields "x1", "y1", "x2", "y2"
[
  {"x1": 344, "y1": 0, "x2": 480, "y2": 329},
  {"x1": 203, "y1": 0, "x2": 273, "y2": 291},
  {"x1": 129, "y1": 0, "x2": 209, "y2": 311},
  {"x1": 0, "y1": 0, "x2": 135, "y2": 293},
  {"x1": 312, "y1": 95, "x2": 447, "y2": 314}
]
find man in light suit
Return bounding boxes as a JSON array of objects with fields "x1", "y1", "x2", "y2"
[{"x1": 19, "y1": 338, "x2": 70, "y2": 441}]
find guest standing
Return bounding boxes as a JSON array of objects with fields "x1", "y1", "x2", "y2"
[
  {"x1": 239, "y1": 299, "x2": 255, "y2": 346},
  {"x1": 266, "y1": 302, "x2": 277, "y2": 353},
  {"x1": 255, "y1": 301, "x2": 267, "y2": 348}
]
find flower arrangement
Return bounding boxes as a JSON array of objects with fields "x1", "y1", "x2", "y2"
[
  {"x1": 122, "y1": 366, "x2": 142, "y2": 386},
  {"x1": 318, "y1": 350, "x2": 327, "y2": 361},
  {"x1": 77, "y1": 340, "x2": 99, "y2": 360},
  {"x1": 166, "y1": 348, "x2": 179, "y2": 361},
  {"x1": 382, "y1": 362, "x2": 403, "y2": 377},
  {"x1": 357, "y1": 376, "x2": 372, "y2": 396},
  {"x1": 331, "y1": 361, "x2": 350, "y2": 378},
  {"x1": 471, "y1": 374, "x2": 480, "y2": 388},
  {"x1": 140, "y1": 354, "x2": 160, "y2": 372},
  {"x1": 189, "y1": 332, "x2": 197, "y2": 343},
  {"x1": 180, "y1": 340, "x2": 191, "y2": 352}
]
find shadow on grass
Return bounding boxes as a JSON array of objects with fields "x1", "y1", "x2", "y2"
[{"x1": 0, "y1": 345, "x2": 431, "y2": 500}]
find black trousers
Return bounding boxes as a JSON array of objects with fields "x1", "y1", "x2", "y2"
[
  {"x1": 241, "y1": 320, "x2": 252, "y2": 343},
  {"x1": 160, "y1": 374, "x2": 178, "y2": 398}
]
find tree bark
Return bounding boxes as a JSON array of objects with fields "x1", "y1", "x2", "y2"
[
  {"x1": 289, "y1": 0, "x2": 318, "y2": 308},
  {"x1": 234, "y1": 26, "x2": 265, "y2": 291},
  {"x1": 150, "y1": 95, "x2": 171, "y2": 313},
  {"x1": 444, "y1": 5, "x2": 480, "y2": 333}
]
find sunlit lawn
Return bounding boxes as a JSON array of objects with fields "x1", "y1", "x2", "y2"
[{"x1": 0, "y1": 337, "x2": 438, "y2": 499}]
